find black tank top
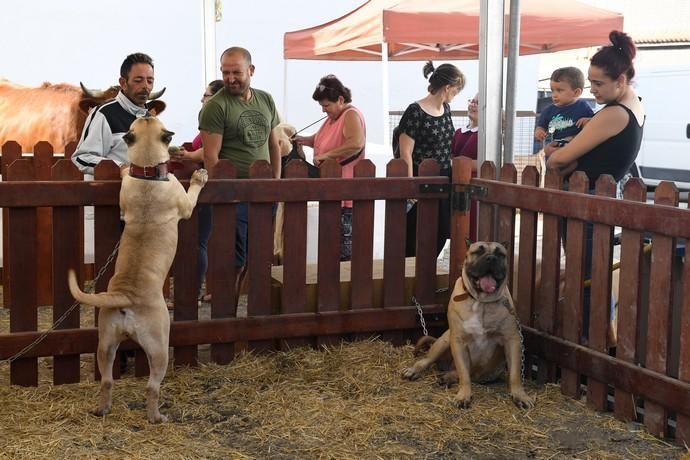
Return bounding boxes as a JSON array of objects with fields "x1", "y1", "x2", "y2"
[{"x1": 576, "y1": 102, "x2": 644, "y2": 183}]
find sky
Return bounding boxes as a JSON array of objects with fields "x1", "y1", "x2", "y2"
[{"x1": 0, "y1": 0, "x2": 539, "y2": 146}]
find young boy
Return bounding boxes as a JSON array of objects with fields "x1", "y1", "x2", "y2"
[
  {"x1": 534, "y1": 67, "x2": 594, "y2": 176},
  {"x1": 535, "y1": 66, "x2": 594, "y2": 147}
]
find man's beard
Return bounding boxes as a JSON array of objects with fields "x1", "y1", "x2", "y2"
[
  {"x1": 225, "y1": 80, "x2": 249, "y2": 96},
  {"x1": 124, "y1": 88, "x2": 149, "y2": 106},
  {"x1": 134, "y1": 91, "x2": 150, "y2": 103}
]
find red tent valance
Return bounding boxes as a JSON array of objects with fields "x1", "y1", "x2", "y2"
[{"x1": 284, "y1": 0, "x2": 624, "y2": 61}]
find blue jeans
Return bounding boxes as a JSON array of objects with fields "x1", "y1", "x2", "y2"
[
  {"x1": 196, "y1": 202, "x2": 250, "y2": 297},
  {"x1": 341, "y1": 207, "x2": 353, "y2": 261},
  {"x1": 235, "y1": 202, "x2": 249, "y2": 268}
]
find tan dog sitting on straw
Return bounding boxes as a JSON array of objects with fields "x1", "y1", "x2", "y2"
[
  {"x1": 402, "y1": 241, "x2": 534, "y2": 409},
  {"x1": 68, "y1": 116, "x2": 208, "y2": 423}
]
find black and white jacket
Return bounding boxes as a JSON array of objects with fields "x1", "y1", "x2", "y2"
[{"x1": 71, "y1": 92, "x2": 149, "y2": 175}]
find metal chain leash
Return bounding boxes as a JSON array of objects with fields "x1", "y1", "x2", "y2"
[
  {"x1": 515, "y1": 313, "x2": 526, "y2": 384},
  {"x1": 412, "y1": 287, "x2": 449, "y2": 337},
  {"x1": 3, "y1": 240, "x2": 121, "y2": 364},
  {"x1": 411, "y1": 296, "x2": 428, "y2": 337}
]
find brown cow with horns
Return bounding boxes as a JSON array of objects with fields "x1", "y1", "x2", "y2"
[{"x1": 0, "y1": 79, "x2": 165, "y2": 153}]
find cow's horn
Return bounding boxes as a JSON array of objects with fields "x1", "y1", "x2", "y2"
[
  {"x1": 79, "y1": 82, "x2": 107, "y2": 98},
  {"x1": 148, "y1": 87, "x2": 166, "y2": 100}
]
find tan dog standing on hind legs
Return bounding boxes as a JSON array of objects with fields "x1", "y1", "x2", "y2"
[
  {"x1": 68, "y1": 116, "x2": 208, "y2": 423},
  {"x1": 402, "y1": 241, "x2": 534, "y2": 409}
]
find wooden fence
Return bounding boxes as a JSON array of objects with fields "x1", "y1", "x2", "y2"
[
  {"x1": 1, "y1": 145, "x2": 689, "y2": 445},
  {"x1": 0, "y1": 152, "x2": 459, "y2": 381},
  {"x1": 1, "y1": 141, "x2": 78, "y2": 307},
  {"x1": 474, "y1": 163, "x2": 690, "y2": 444}
]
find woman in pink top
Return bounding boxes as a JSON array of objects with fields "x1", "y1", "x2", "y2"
[{"x1": 294, "y1": 74, "x2": 366, "y2": 261}]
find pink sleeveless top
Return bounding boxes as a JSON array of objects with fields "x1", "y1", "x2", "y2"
[{"x1": 313, "y1": 106, "x2": 366, "y2": 208}]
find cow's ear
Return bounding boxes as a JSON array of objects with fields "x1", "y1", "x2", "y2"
[
  {"x1": 79, "y1": 99, "x2": 99, "y2": 113},
  {"x1": 146, "y1": 100, "x2": 166, "y2": 116}
]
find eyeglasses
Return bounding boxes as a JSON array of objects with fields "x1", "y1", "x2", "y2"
[{"x1": 316, "y1": 75, "x2": 338, "y2": 92}]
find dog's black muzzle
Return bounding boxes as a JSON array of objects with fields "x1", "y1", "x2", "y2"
[{"x1": 466, "y1": 254, "x2": 507, "y2": 284}]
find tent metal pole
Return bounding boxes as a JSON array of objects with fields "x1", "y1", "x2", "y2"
[
  {"x1": 478, "y1": 0, "x2": 505, "y2": 175},
  {"x1": 504, "y1": 0, "x2": 521, "y2": 164},
  {"x1": 381, "y1": 41, "x2": 390, "y2": 148},
  {"x1": 202, "y1": 0, "x2": 218, "y2": 88}
]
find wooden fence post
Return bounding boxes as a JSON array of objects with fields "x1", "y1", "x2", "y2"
[
  {"x1": 614, "y1": 178, "x2": 646, "y2": 422},
  {"x1": 677, "y1": 211, "x2": 690, "y2": 444},
  {"x1": 587, "y1": 175, "x2": 616, "y2": 411},
  {"x1": 477, "y1": 162, "x2": 496, "y2": 241},
  {"x1": 2, "y1": 141, "x2": 22, "y2": 309},
  {"x1": 247, "y1": 160, "x2": 277, "y2": 353},
  {"x1": 280, "y1": 160, "x2": 310, "y2": 350},
  {"x1": 535, "y1": 168, "x2": 563, "y2": 383},
  {"x1": 51, "y1": 160, "x2": 83, "y2": 384},
  {"x1": 413, "y1": 160, "x2": 442, "y2": 317},
  {"x1": 172, "y1": 164, "x2": 202, "y2": 367},
  {"x1": 561, "y1": 171, "x2": 588, "y2": 399},
  {"x1": 497, "y1": 164, "x2": 517, "y2": 292},
  {"x1": 515, "y1": 166, "x2": 539, "y2": 328},
  {"x1": 209, "y1": 160, "x2": 238, "y2": 363},
  {"x1": 316, "y1": 159, "x2": 342, "y2": 347},
  {"x1": 644, "y1": 182, "x2": 679, "y2": 438},
  {"x1": 515, "y1": 165, "x2": 540, "y2": 379},
  {"x1": 7, "y1": 159, "x2": 38, "y2": 386},
  {"x1": 93, "y1": 161, "x2": 123, "y2": 380},
  {"x1": 350, "y1": 160, "x2": 376, "y2": 341},
  {"x1": 449, "y1": 157, "x2": 472, "y2": 291},
  {"x1": 33, "y1": 141, "x2": 55, "y2": 306},
  {"x1": 382, "y1": 159, "x2": 408, "y2": 341}
]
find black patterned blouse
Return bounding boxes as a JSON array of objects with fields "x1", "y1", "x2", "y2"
[{"x1": 397, "y1": 102, "x2": 455, "y2": 174}]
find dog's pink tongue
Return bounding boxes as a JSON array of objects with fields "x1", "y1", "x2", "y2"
[{"x1": 479, "y1": 275, "x2": 497, "y2": 293}]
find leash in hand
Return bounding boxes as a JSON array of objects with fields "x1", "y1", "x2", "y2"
[{"x1": 291, "y1": 115, "x2": 328, "y2": 139}]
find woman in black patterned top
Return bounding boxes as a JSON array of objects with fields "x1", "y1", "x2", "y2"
[
  {"x1": 398, "y1": 61, "x2": 465, "y2": 177},
  {"x1": 398, "y1": 61, "x2": 466, "y2": 256}
]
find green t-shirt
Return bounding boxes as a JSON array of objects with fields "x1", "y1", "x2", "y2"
[{"x1": 198, "y1": 87, "x2": 278, "y2": 178}]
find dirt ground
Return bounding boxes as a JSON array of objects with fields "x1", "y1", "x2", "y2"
[{"x1": 0, "y1": 322, "x2": 688, "y2": 460}]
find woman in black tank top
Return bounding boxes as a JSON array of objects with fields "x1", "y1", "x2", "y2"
[
  {"x1": 543, "y1": 31, "x2": 645, "y2": 343},
  {"x1": 575, "y1": 102, "x2": 643, "y2": 183},
  {"x1": 545, "y1": 31, "x2": 645, "y2": 185}
]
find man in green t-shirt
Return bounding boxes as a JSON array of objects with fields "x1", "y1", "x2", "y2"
[
  {"x1": 200, "y1": 47, "x2": 281, "y2": 179},
  {"x1": 199, "y1": 46, "x2": 281, "y2": 280}
]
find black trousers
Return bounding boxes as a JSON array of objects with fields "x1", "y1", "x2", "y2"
[{"x1": 405, "y1": 197, "x2": 450, "y2": 258}]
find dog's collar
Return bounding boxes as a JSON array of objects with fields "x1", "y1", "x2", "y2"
[{"x1": 129, "y1": 162, "x2": 170, "y2": 181}]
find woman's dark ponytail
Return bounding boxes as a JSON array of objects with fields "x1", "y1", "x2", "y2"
[{"x1": 590, "y1": 30, "x2": 637, "y2": 82}]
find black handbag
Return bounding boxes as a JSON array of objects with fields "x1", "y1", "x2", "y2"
[
  {"x1": 282, "y1": 141, "x2": 320, "y2": 178},
  {"x1": 282, "y1": 141, "x2": 363, "y2": 178}
]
